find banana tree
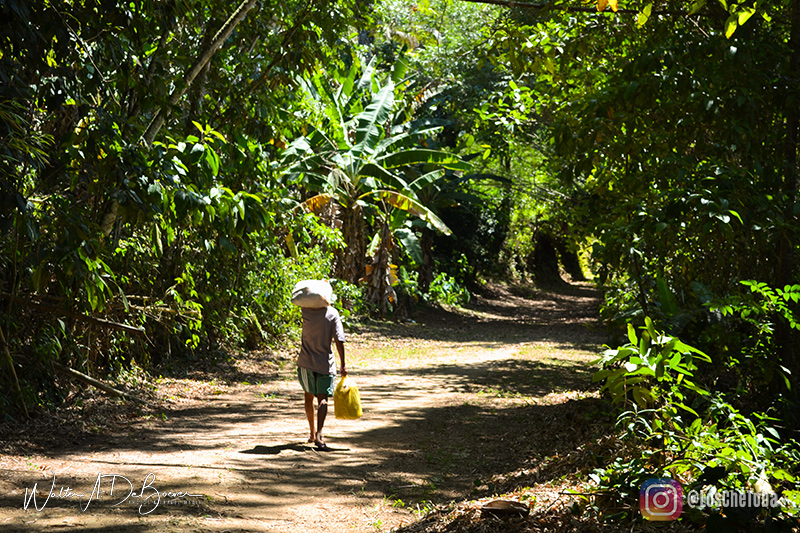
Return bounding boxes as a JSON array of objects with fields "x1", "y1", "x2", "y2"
[{"x1": 281, "y1": 59, "x2": 468, "y2": 314}]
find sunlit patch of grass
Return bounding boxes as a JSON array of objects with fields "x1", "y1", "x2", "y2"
[
  {"x1": 532, "y1": 389, "x2": 600, "y2": 406},
  {"x1": 475, "y1": 387, "x2": 528, "y2": 400},
  {"x1": 351, "y1": 345, "x2": 430, "y2": 366},
  {"x1": 513, "y1": 343, "x2": 599, "y2": 365}
]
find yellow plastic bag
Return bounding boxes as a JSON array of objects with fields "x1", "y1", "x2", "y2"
[{"x1": 334, "y1": 376, "x2": 363, "y2": 419}]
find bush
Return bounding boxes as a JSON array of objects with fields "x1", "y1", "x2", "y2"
[
  {"x1": 591, "y1": 318, "x2": 800, "y2": 525},
  {"x1": 425, "y1": 271, "x2": 470, "y2": 307}
]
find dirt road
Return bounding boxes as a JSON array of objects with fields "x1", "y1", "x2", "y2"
[{"x1": 0, "y1": 282, "x2": 606, "y2": 532}]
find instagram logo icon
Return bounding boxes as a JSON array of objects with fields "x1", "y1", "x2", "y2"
[{"x1": 640, "y1": 478, "x2": 683, "y2": 521}]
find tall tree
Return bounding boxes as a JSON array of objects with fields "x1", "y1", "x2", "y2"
[
  {"x1": 281, "y1": 58, "x2": 467, "y2": 313},
  {"x1": 0, "y1": 0, "x2": 358, "y2": 413}
]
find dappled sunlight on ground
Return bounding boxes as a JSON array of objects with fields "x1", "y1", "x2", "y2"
[{"x1": 0, "y1": 282, "x2": 619, "y2": 532}]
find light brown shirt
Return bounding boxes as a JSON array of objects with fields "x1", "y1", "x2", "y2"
[{"x1": 297, "y1": 307, "x2": 345, "y2": 375}]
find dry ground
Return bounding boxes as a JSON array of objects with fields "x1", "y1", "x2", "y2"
[{"x1": 0, "y1": 282, "x2": 628, "y2": 532}]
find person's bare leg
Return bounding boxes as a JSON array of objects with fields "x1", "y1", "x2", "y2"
[
  {"x1": 304, "y1": 392, "x2": 316, "y2": 443},
  {"x1": 314, "y1": 394, "x2": 328, "y2": 448}
]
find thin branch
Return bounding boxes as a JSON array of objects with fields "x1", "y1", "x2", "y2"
[
  {"x1": 0, "y1": 293, "x2": 145, "y2": 336},
  {"x1": 49, "y1": 2, "x2": 122, "y2": 110},
  {"x1": 0, "y1": 322, "x2": 29, "y2": 419},
  {"x1": 211, "y1": 0, "x2": 316, "y2": 126},
  {"x1": 140, "y1": 0, "x2": 259, "y2": 146},
  {"x1": 52, "y1": 362, "x2": 152, "y2": 406}
]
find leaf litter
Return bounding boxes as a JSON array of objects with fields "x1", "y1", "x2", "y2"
[{"x1": 0, "y1": 281, "x2": 672, "y2": 532}]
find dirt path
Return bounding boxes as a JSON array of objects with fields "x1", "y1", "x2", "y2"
[{"x1": 0, "y1": 282, "x2": 607, "y2": 532}]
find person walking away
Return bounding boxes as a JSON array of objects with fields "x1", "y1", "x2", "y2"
[{"x1": 296, "y1": 305, "x2": 346, "y2": 450}]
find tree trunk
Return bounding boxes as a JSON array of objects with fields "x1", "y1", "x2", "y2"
[
  {"x1": 555, "y1": 238, "x2": 585, "y2": 282},
  {"x1": 365, "y1": 221, "x2": 396, "y2": 318},
  {"x1": 338, "y1": 202, "x2": 365, "y2": 284},
  {"x1": 418, "y1": 227, "x2": 435, "y2": 293},
  {"x1": 0, "y1": 322, "x2": 28, "y2": 418},
  {"x1": 140, "y1": 0, "x2": 259, "y2": 147},
  {"x1": 529, "y1": 232, "x2": 566, "y2": 287}
]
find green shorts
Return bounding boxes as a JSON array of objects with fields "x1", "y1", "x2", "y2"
[{"x1": 297, "y1": 367, "x2": 334, "y2": 396}]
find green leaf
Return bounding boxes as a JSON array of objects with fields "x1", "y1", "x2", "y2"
[
  {"x1": 674, "y1": 402, "x2": 700, "y2": 417},
  {"x1": 376, "y1": 125, "x2": 444, "y2": 154},
  {"x1": 152, "y1": 223, "x2": 163, "y2": 256},
  {"x1": 681, "y1": 379, "x2": 710, "y2": 396},
  {"x1": 119, "y1": 288, "x2": 130, "y2": 313},
  {"x1": 645, "y1": 316, "x2": 658, "y2": 339},
  {"x1": 737, "y1": 6, "x2": 756, "y2": 25},
  {"x1": 334, "y1": 62, "x2": 358, "y2": 105},
  {"x1": 368, "y1": 190, "x2": 452, "y2": 235},
  {"x1": 724, "y1": 14, "x2": 738, "y2": 38},
  {"x1": 592, "y1": 368, "x2": 614, "y2": 382},
  {"x1": 629, "y1": 367, "x2": 655, "y2": 377},
  {"x1": 409, "y1": 170, "x2": 446, "y2": 192},
  {"x1": 204, "y1": 145, "x2": 220, "y2": 176},
  {"x1": 86, "y1": 282, "x2": 98, "y2": 312},
  {"x1": 32, "y1": 264, "x2": 49, "y2": 294},
  {"x1": 596, "y1": 346, "x2": 635, "y2": 367},
  {"x1": 636, "y1": 3, "x2": 652, "y2": 27},
  {"x1": 394, "y1": 227, "x2": 423, "y2": 264},
  {"x1": 780, "y1": 365, "x2": 792, "y2": 390},
  {"x1": 379, "y1": 149, "x2": 469, "y2": 171},
  {"x1": 627, "y1": 323, "x2": 638, "y2": 345},
  {"x1": 355, "y1": 55, "x2": 376, "y2": 95},
  {"x1": 673, "y1": 340, "x2": 712, "y2": 362},
  {"x1": 352, "y1": 81, "x2": 395, "y2": 157},
  {"x1": 639, "y1": 335, "x2": 651, "y2": 358},
  {"x1": 285, "y1": 232, "x2": 298, "y2": 258},
  {"x1": 688, "y1": 0, "x2": 706, "y2": 15},
  {"x1": 657, "y1": 277, "x2": 679, "y2": 317},
  {"x1": 391, "y1": 55, "x2": 410, "y2": 84}
]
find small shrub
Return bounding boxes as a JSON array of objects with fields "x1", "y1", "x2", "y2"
[
  {"x1": 591, "y1": 318, "x2": 800, "y2": 525},
  {"x1": 426, "y1": 272, "x2": 470, "y2": 307}
]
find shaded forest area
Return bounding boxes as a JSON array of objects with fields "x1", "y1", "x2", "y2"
[{"x1": 1, "y1": 0, "x2": 800, "y2": 529}]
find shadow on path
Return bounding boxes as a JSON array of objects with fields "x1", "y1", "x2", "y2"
[{"x1": 0, "y1": 282, "x2": 610, "y2": 532}]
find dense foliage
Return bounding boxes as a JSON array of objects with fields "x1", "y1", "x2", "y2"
[
  {"x1": 0, "y1": 0, "x2": 360, "y2": 414},
  {"x1": 0, "y1": 0, "x2": 477, "y2": 416},
  {"x1": 484, "y1": 0, "x2": 800, "y2": 525},
  {"x1": 370, "y1": 0, "x2": 800, "y2": 525}
]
